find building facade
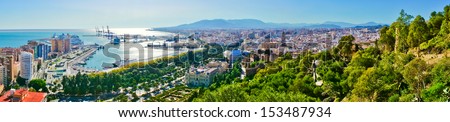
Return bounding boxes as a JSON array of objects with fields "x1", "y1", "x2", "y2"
[
  {"x1": 0, "y1": 65, "x2": 6, "y2": 92},
  {"x1": 34, "y1": 43, "x2": 51, "y2": 60},
  {"x1": 185, "y1": 67, "x2": 218, "y2": 87},
  {"x1": 63, "y1": 36, "x2": 71, "y2": 53},
  {"x1": 51, "y1": 34, "x2": 71, "y2": 54},
  {"x1": 20, "y1": 52, "x2": 33, "y2": 82},
  {"x1": 0, "y1": 55, "x2": 18, "y2": 84}
]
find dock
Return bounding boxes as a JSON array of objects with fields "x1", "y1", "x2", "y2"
[{"x1": 66, "y1": 47, "x2": 99, "y2": 74}]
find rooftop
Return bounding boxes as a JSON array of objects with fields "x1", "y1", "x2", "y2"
[
  {"x1": 189, "y1": 66, "x2": 218, "y2": 74},
  {"x1": 0, "y1": 88, "x2": 46, "y2": 102}
]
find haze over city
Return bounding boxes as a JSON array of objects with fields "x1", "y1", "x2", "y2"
[{"x1": 0, "y1": 0, "x2": 448, "y2": 29}]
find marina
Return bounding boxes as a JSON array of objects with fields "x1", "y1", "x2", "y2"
[{"x1": 0, "y1": 28, "x2": 187, "y2": 79}]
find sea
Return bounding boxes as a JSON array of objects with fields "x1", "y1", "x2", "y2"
[{"x1": 0, "y1": 28, "x2": 179, "y2": 70}]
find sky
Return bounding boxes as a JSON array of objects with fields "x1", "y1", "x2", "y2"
[{"x1": 0, "y1": 0, "x2": 448, "y2": 29}]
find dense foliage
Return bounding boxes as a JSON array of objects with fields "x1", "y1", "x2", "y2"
[
  {"x1": 29, "y1": 79, "x2": 48, "y2": 92},
  {"x1": 193, "y1": 6, "x2": 450, "y2": 102},
  {"x1": 16, "y1": 75, "x2": 27, "y2": 86}
]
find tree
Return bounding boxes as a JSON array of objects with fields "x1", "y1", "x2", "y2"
[
  {"x1": 348, "y1": 47, "x2": 380, "y2": 68},
  {"x1": 421, "y1": 58, "x2": 450, "y2": 101},
  {"x1": 29, "y1": 79, "x2": 48, "y2": 92},
  {"x1": 341, "y1": 66, "x2": 365, "y2": 95},
  {"x1": 350, "y1": 67, "x2": 393, "y2": 102},
  {"x1": 16, "y1": 76, "x2": 27, "y2": 86},
  {"x1": 445, "y1": 5, "x2": 450, "y2": 21},
  {"x1": 402, "y1": 58, "x2": 428, "y2": 101},
  {"x1": 397, "y1": 9, "x2": 414, "y2": 25},
  {"x1": 430, "y1": 58, "x2": 450, "y2": 84},
  {"x1": 442, "y1": 5, "x2": 450, "y2": 29},
  {"x1": 433, "y1": 5, "x2": 450, "y2": 51},
  {"x1": 407, "y1": 15, "x2": 429, "y2": 47},
  {"x1": 12, "y1": 84, "x2": 20, "y2": 89},
  {"x1": 407, "y1": 15, "x2": 429, "y2": 56},
  {"x1": 337, "y1": 35, "x2": 355, "y2": 61},
  {"x1": 390, "y1": 9, "x2": 414, "y2": 53},
  {"x1": 428, "y1": 11, "x2": 444, "y2": 36},
  {"x1": 378, "y1": 26, "x2": 396, "y2": 52},
  {"x1": 37, "y1": 61, "x2": 42, "y2": 70},
  {"x1": 188, "y1": 50, "x2": 195, "y2": 63}
]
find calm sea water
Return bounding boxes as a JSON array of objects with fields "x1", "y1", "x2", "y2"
[
  {"x1": 0, "y1": 28, "x2": 175, "y2": 70},
  {"x1": 0, "y1": 29, "x2": 109, "y2": 47}
]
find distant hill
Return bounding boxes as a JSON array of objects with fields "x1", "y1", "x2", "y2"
[
  {"x1": 154, "y1": 19, "x2": 386, "y2": 31},
  {"x1": 166, "y1": 19, "x2": 270, "y2": 30},
  {"x1": 358, "y1": 22, "x2": 384, "y2": 26},
  {"x1": 323, "y1": 21, "x2": 356, "y2": 28},
  {"x1": 323, "y1": 21, "x2": 386, "y2": 28}
]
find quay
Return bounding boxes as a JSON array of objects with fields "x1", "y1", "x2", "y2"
[{"x1": 66, "y1": 46, "x2": 98, "y2": 75}]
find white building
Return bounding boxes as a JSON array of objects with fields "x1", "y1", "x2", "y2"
[
  {"x1": 185, "y1": 66, "x2": 218, "y2": 87},
  {"x1": 0, "y1": 65, "x2": 6, "y2": 92},
  {"x1": 20, "y1": 52, "x2": 33, "y2": 83}
]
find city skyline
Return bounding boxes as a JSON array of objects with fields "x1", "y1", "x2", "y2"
[{"x1": 0, "y1": 0, "x2": 448, "y2": 29}]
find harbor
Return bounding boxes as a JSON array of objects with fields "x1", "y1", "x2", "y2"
[
  {"x1": 35, "y1": 45, "x2": 99, "y2": 82},
  {"x1": 80, "y1": 27, "x2": 203, "y2": 71},
  {"x1": 7, "y1": 28, "x2": 179, "y2": 80},
  {"x1": 95, "y1": 26, "x2": 175, "y2": 44}
]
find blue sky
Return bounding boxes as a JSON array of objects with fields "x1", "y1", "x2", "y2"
[{"x1": 0, "y1": 0, "x2": 448, "y2": 29}]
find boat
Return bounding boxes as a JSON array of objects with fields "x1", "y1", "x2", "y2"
[
  {"x1": 147, "y1": 42, "x2": 165, "y2": 48},
  {"x1": 70, "y1": 35, "x2": 84, "y2": 46},
  {"x1": 78, "y1": 61, "x2": 86, "y2": 65},
  {"x1": 111, "y1": 37, "x2": 120, "y2": 45}
]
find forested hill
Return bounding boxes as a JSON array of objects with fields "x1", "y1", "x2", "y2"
[{"x1": 193, "y1": 5, "x2": 450, "y2": 102}]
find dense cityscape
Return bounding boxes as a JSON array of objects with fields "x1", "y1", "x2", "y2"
[
  {"x1": 0, "y1": 24, "x2": 380, "y2": 102},
  {"x1": 1, "y1": 5, "x2": 449, "y2": 102}
]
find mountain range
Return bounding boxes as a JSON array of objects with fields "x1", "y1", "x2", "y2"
[{"x1": 154, "y1": 19, "x2": 386, "y2": 31}]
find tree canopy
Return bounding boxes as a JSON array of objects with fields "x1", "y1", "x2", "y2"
[{"x1": 29, "y1": 79, "x2": 48, "y2": 92}]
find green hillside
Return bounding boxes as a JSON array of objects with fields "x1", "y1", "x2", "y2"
[{"x1": 193, "y1": 5, "x2": 450, "y2": 102}]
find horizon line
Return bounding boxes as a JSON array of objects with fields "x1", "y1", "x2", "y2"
[{"x1": 0, "y1": 18, "x2": 389, "y2": 30}]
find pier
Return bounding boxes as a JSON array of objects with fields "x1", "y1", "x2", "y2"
[{"x1": 66, "y1": 46, "x2": 99, "y2": 75}]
